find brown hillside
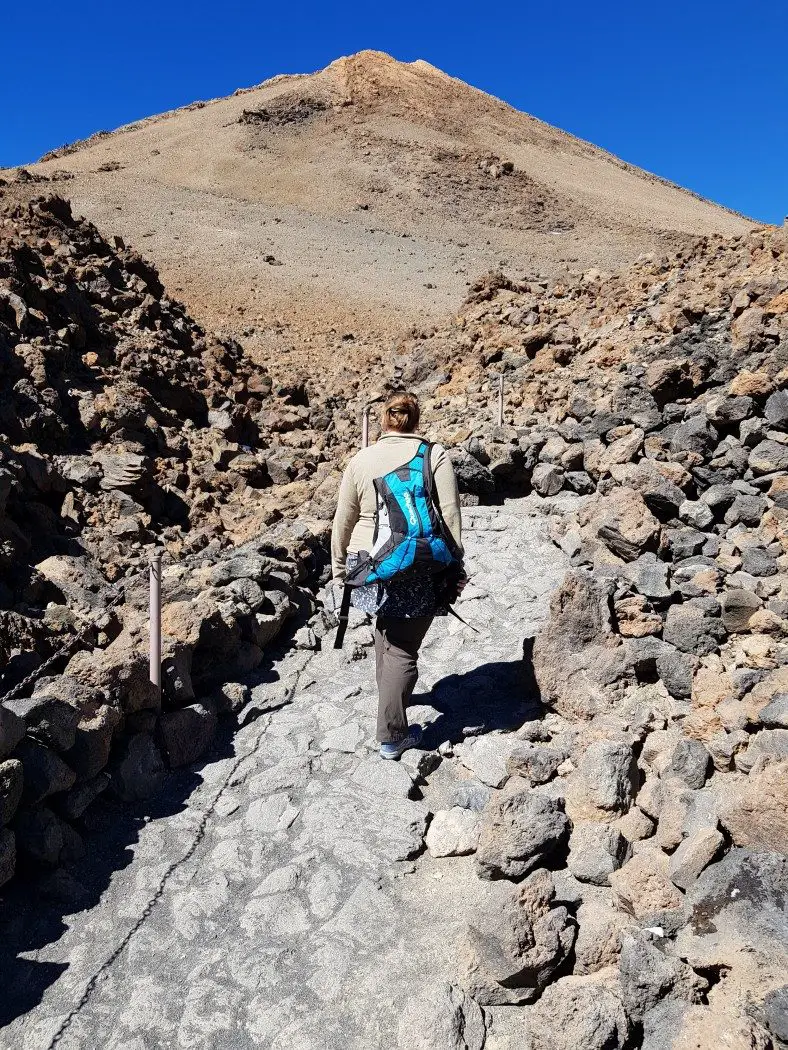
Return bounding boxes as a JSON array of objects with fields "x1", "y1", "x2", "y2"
[{"x1": 5, "y1": 50, "x2": 754, "y2": 374}]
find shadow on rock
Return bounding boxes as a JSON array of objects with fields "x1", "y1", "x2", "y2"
[
  {"x1": 0, "y1": 719, "x2": 241, "y2": 1028},
  {"x1": 421, "y1": 636, "x2": 542, "y2": 749}
]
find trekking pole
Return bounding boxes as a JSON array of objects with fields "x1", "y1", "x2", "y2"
[
  {"x1": 497, "y1": 373, "x2": 504, "y2": 427},
  {"x1": 149, "y1": 550, "x2": 162, "y2": 701}
]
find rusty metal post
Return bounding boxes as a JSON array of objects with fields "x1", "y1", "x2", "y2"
[
  {"x1": 149, "y1": 550, "x2": 162, "y2": 698},
  {"x1": 362, "y1": 403, "x2": 372, "y2": 449},
  {"x1": 497, "y1": 373, "x2": 504, "y2": 427}
]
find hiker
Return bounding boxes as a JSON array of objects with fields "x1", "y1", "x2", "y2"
[{"x1": 331, "y1": 391, "x2": 465, "y2": 759}]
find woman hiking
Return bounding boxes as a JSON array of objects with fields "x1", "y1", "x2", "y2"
[{"x1": 331, "y1": 391, "x2": 464, "y2": 760}]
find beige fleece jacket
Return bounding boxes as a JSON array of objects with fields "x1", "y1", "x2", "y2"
[{"x1": 331, "y1": 432, "x2": 462, "y2": 579}]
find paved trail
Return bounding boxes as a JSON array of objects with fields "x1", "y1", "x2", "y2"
[{"x1": 3, "y1": 500, "x2": 567, "y2": 1050}]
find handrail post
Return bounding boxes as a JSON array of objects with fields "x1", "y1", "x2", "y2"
[
  {"x1": 149, "y1": 550, "x2": 162, "y2": 700},
  {"x1": 361, "y1": 404, "x2": 372, "y2": 449},
  {"x1": 497, "y1": 373, "x2": 504, "y2": 427}
]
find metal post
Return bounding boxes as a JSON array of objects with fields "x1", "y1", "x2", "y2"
[
  {"x1": 361, "y1": 404, "x2": 372, "y2": 449},
  {"x1": 149, "y1": 550, "x2": 162, "y2": 698},
  {"x1": 497, "y1": 373, "x2": 504, "y2": 427}
]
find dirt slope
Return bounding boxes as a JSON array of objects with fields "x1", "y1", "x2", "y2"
[{"x1": 5, "y1": 50, "x2": 754, "y2": 370}]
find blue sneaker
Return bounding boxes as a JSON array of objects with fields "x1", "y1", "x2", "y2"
[{"x1": 380, "y1": 725, "x2": 423, "y2": 760}]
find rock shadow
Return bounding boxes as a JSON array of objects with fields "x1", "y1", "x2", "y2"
[
  {"x1": 420, "y1": 636, "x2": 542, "y2": 749},
  {"x1": 0, "y1": 718, "x2": 241, "y2": 1029}
]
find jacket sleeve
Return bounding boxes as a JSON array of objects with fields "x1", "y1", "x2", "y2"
[
  {"x1": 331, "y1": 458, "x2": 361, "y2": 579},
  {"x1": 431, "y1": 444, "x2": 463, "y2": 553}
]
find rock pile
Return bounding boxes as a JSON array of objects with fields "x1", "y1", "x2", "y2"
[
  {"x1": 0, "y1": 194, "x2": 343, "y2": 886},
  {"x1": 395, "y1": 224, "x2": 787, "y2": 1047}
]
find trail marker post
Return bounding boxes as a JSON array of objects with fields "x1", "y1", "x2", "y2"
[
  {"x1": 149, "y1": 550, "x2": 162, "y2": 699},
  {"x1": 361, "y1": 404, "x2": 372, "y2": 449},
  {"x1": 497, "y1": 373, "x2": 504, "y2": 427}
]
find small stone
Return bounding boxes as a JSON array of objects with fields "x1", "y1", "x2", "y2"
[
  {"x1": 668, "y1": 828, "x2": 724, "y2": 889},
  {"x1": 610, "y1": 851, "x2": 685, "y2": 918},
  {"x1": 568, "y1": 822, "x2": 631, "y2": 885},
  {"x1": 616, "y1": 805, "x2": 655, "y2": 842},
  {"x1": 667, "y1": 738, "x2": 710, "y2": 789},
  {"x1": 426, "y1": 807, "x2": 480, "y2": 857}
]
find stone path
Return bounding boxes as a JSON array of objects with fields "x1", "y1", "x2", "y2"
[{"x1": 2, "y1": 500, "x2": 567, "y2": 1050}]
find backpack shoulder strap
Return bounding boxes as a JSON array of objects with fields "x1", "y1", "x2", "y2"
[{"x1": 333, "y1": 584, "x2": 353, "y2": 649}]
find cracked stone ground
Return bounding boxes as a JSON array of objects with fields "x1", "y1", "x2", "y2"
[{"x1": 2, "y1": 500, "x2": 567, "y2": 1050}]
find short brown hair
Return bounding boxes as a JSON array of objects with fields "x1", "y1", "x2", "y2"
[{"x1": 382, "y1": 391, "x2": 420, "y2": 433}]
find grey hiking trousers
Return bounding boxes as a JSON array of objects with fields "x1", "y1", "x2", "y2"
[{"x1": 374, "y1": 615, "x2": 434, "y2": 742}]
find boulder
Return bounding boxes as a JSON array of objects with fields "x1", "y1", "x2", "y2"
[
  {"x1": 5, "y1": 681, "x2": 81, "y2": 752},
  {"x1": 579, "y1": 487, "x2": 660, "y2": 561},
  {"x1": 574, "y1": 899, "x2": 636, "y2": 974},
  {"x1": 0, "y1": 827, "x2": 15, "y2": 887},
  {"x1": 533, "y1": 570, "x2": 633, "y2": 721},
  {"x1": 460, "y1": 868, "x2": 576, "y2": 1005},
  {"x1": 663, "y1": 600, "x2": 726, "y2": 656},
  {"x1": 159, "y1": 702, "x2": 218, "y2": 768},
  {"x1": 527, "y1": 972, "x2": 630, "y2": 1050},
  {"x1": 0, "y1": 705, "x2": 26, "y2": 760},
  {"x1": 15, "y1": 738, "x2": 76, "y2": 804},
  {"x1": 110, "y1": 732, "x2": 167, "y2": 801},
  {"x1": 718, "y1": 760, "x2": 788, "y2": 852},
  {"x1": 505, "y1": 741, "x2": 564, "y2": 784},
  {"x1": 575, "y1": 739, "x2": 637, "y2": 814},
  {"x1": 610, "y1": 850, "x2": 685, "y2": 920},
  {"x1": 618, "y1": 932, "x2": 706, "y2": 1022},
  {"x1": 475, "y1": 790, "x2": 569, "y2": 880},
  {"x1": 568, "y1": 822, "x2": 631, "y2": 885},
  {"x1": 13, "y1": 806, "x2": 81, "y2": 866},
  {"x1": 0, "y1": 759, "x2": 24, "y2": 825},
  {"x1": 667, "y1": 738, "x2": 710, "y2": 789},
  {"x1": 65, "y1": 702, "x2": 122, "y2": 780},
  {"x1": 396, "y1": 982, "x2": 485, "y2": 1050},
  {"x1": 531, "y1": 462, "x2": 564, "y2": 496},
  {"x1": 425, "y1": 808, "x2": 480, "y2": 858},
  {"x1": 668, "y1": 828, "x2": 724, "y2": 890}
]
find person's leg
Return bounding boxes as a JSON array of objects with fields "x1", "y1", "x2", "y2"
[{"x1": 375, "y1": 615, "x2": 433, "y2": 742}]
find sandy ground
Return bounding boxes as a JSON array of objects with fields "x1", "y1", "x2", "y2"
[{"x1": 5, "y1": 50, "x2": 754, "y2": 369}]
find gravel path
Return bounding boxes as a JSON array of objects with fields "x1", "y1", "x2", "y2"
[{"x1": 2, "y1": 500, "x2": 567, "y2": 1050}]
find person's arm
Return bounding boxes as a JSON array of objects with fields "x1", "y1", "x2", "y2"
[
  {"x1": 431, "y1": 444, "x2": 463, "y2": 553},
  {"x1": 331, "y1": 458, "x2": 361, "y2": 579}
]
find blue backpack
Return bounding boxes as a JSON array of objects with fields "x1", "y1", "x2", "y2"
[
  {"x1": 333, "y1": 441, "x2": 463, "y2": 647},
  {"x1": 345, "y1": 441, "x2": 460, "y2": 587}
]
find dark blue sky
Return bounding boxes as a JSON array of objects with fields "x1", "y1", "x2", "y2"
[{"x1": 2, "y1": 1, "x2": 785, "y2": 223}]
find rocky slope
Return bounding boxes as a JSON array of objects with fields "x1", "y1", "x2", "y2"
[
  {"x1": 1, "y1": 184, "x2": 786, "y2": 1047},
  {"x1": 2, "y1": 50, "x2": 752, "y2": 369}
]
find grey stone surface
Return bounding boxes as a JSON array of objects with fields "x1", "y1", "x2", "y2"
[
  {"x1": 475, "y1": 790, "x2": 570, "y2": 880},
  {"x1": 426, "y1": 808, "x2": 480, "y2": 857},
  {"x1": 577, "y1": 739, "x2": 636, "y2": 812},
  {"x1": 568, "y1": 822, "x2": 631, "y2": 885}
]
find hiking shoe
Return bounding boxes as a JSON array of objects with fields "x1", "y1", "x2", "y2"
[{"x1": 380, "y1": 725, "x2": 423, "y2": 760}]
